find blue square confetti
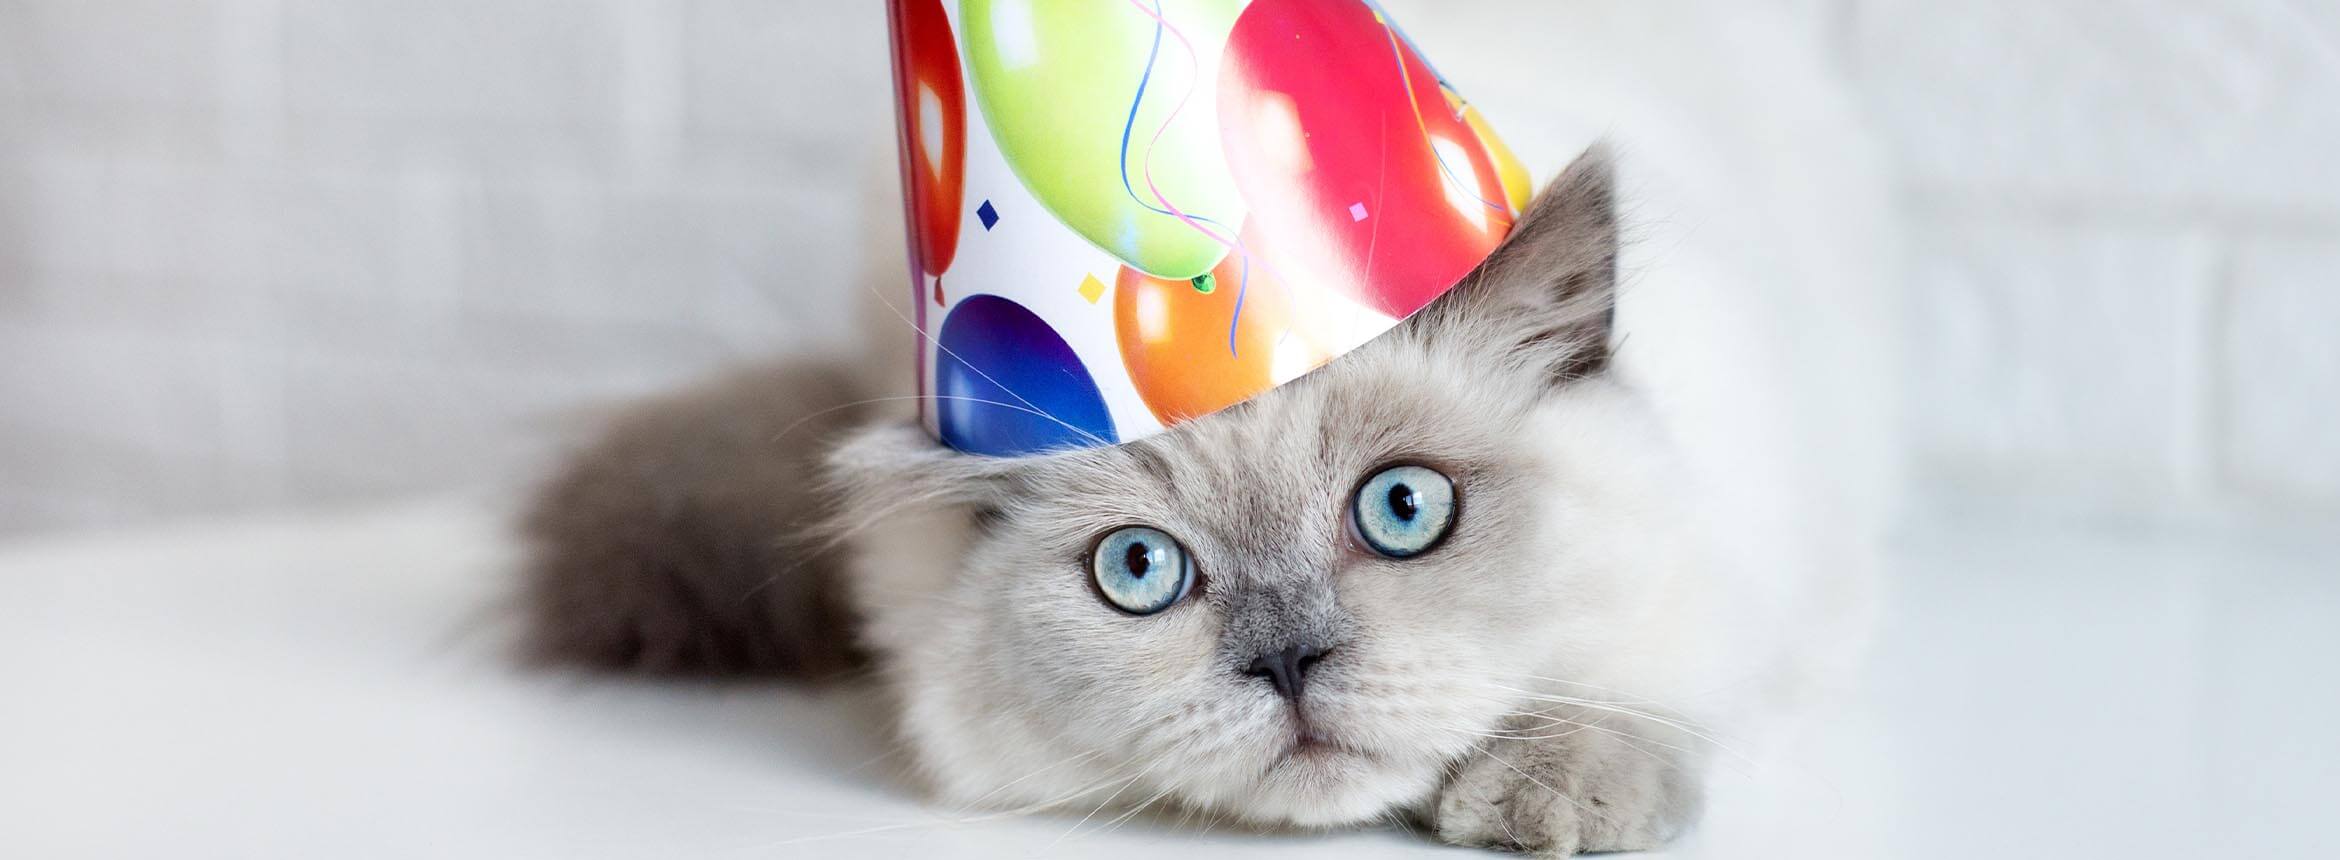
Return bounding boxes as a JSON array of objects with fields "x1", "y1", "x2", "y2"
[{"x1": 976, "y1": 200, "x2": 999, "y2": 230}]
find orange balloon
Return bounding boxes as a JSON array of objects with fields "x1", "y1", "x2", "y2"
[{"x1": 1115, "y1": 246, "x2": 1326, "y2": 424}]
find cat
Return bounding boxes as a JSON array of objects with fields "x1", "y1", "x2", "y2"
[{"x1": 519, "y1": 142, "x2": 1883, "y2": 856}]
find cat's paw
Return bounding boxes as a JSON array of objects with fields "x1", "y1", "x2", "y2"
[{"x1": 1432, "y1": 719, "x2": 1703, "y2": 857}]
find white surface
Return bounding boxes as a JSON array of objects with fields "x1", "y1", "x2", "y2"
[{"x1": 4, "y1": 498, "x2": 2335, "y2": 858}]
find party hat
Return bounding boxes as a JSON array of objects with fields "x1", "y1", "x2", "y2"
[{"x1": 886, "y1": 0, "x2": 1532, "y2": 456}]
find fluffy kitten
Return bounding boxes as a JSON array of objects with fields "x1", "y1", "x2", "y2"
[{"x1": 521, "y1": 149, "x2": 1863, "y2": 855}]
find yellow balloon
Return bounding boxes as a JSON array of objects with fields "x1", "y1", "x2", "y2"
[{"x1": 1448, "y1": 89, "x2": 1533, "y2": 215}]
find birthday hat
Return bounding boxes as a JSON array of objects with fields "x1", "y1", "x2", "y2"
[{"x1": 887, "y1": 0, "x2": 1532, "y2": 456}]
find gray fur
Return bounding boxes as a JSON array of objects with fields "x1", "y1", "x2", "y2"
[
  {"x1": 517, "y1": 360, "x2": 871, "y2": 677},
  {"x1": 522, "y1": 148, "x2": 1716, "y2": 853},
  {"x1": 1433, "y1": 706, "x2": 1706, "y2": 856}
]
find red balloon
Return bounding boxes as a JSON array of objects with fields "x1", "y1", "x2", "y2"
[
  {"x1": 888, "y1": 0, "x2": 966, "y2": 277},
  {"x1": 1218, "y1": 0, "x2": 1511, "y2": 319}
]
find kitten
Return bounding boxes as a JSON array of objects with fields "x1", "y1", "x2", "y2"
[{"x1": 520, "y1": 149, "x2": 1869, "y2": 855}]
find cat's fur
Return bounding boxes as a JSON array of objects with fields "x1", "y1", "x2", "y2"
[
  {"x1": 518, "y1": 146, "x2": 1869, "y2": 855},
  {"x1": 519, "y1": 359, "x2": 868, "y2": 678}
]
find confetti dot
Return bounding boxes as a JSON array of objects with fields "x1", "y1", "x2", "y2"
[
  {"x1": 977, "y1": 200, "x2": 999, "y2": 230},
  {"x1": 1189, "y1": 273, "x2": 1216, "y2": 294},
  {"x1": 1077, "y1": 273, "x2": 1106, "y2": 304},
  {"x1": 1348, "y1": 202, "x2": 1369, "y2": 222}
]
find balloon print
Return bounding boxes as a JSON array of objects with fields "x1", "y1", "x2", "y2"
[
  {"x1": 960, "y1": 0, "x2": 1248, "y2": 280},
  {"x1": 1218, "y1": 0, "x2": 1512, "y2": 318},
  {"x1": 1114, "y1": 236, "x2": 1332, "y2": 423},
  {"x1": 934, "y1": 294, "x2": 1118, "y2": 456},
  {"x1": 890, "y1": 0, "x2": 967, "y2": 277}
]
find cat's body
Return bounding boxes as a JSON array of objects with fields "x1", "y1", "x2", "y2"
[{"x1": 522, "y1": 5, "x2": 1893, "y2": 855}]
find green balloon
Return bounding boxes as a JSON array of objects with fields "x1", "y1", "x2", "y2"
[{"x1": 961, "y1": 0, "x2": 1247, "y2": 280}]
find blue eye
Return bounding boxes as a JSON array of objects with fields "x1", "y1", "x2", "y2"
[
  {"x1": 1090, "y1": 526, "x2": 1194, "y2": 615},
  {"x1": 1352, "y1": 465, "x2": 1457, "y2": 558}
]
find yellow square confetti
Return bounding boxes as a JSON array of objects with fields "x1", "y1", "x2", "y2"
[{"x1": 1077, "y1": 273, "x2": 1106, "y2": 305}]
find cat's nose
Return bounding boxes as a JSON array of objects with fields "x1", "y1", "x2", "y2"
[{"x1": 1243, "y1": 643, "x2": 1328, "y2": 702}]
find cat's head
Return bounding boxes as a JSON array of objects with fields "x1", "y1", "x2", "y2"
[{"x1": 833, "y1": 149, "x2": 1688, "y2": 825}]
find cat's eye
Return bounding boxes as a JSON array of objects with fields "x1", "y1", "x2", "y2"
[
  {"x1": 1089, "y1": 526, "x2": 1195, "y2": 615},
  {"x1": 1352, "y1": 465, "x2": 1457, "y2": 558}
]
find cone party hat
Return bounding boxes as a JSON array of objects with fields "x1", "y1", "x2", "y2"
[{"x1": 887, "y1": 0, "x2": 1532, "y2": 456}]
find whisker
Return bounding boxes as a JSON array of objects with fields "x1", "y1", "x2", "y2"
[
  {"x1": 1504, "y1": 673, "x2": 1673, "y2": 704},
  {"x1": 1516, "y1": 699, "x2": 1747, "y2": 766},
  {"x1": 957, "y1": 746, "x2": 1110, "y2": 810},
  {"x1": 1095, "y1": 775, "x2": 1184, "y2": 837},
  {"x1": 1461, "y1": 721, "x2": 1603, "y2": 742},
  {"x1": 1479, "y1": 704, "x2": 1761, "y2": 782},
  {"x1": 1047, "y1": 766, "x2": 1156, "y2": 847},
  {"x1": 731, "y1": 388, "x2": 1123, "y2": 603},
  {"x1": 1487, "y1": 686, "x2": 1737, "y2": 750}
]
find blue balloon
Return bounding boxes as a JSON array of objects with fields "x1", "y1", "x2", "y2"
[{"x1": 934, "y1": 295, "x2": 1118, "y2": 456}]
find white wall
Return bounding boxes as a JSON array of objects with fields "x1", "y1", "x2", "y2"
[
  {"x1": 1842, "y1": 1, "x2": 2340, "y2": 524},
  {"x1": 1, "y1": 1, "x2": 2333, "y2": 534},
  {"x1": 1, "y1": 0, "x2": 893, "y2": 532}
]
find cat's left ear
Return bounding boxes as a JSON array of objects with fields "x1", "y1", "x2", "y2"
[
  {"x1": 824, "y1": 421, "x2": 1025, "y2": 527},
  {"x1": 1409, "y1": 145, "x2": 1618, "y2": 385}
]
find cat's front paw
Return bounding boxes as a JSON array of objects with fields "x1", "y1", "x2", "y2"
[{"x1": 1432, "y1": 716, "x2": 1704, "y2": 857}]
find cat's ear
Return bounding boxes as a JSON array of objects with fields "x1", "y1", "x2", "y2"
[
  {"x1": 824, "y1": 421, "x2": 1022, "y2": 526},
  {"x1": 1409, "y1": 145, "x2": 1618, "y2": 385}
]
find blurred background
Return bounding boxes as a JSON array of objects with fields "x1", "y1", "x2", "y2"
[{"x1": 2, "y1": 1, "x2": 2334, "y2": 536}]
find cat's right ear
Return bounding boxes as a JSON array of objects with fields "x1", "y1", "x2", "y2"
[
  {"x1": 824, "y1": 421, "x2": 1022, "y2": 525},
  {"x1": 1408, "y1": 145, "x2": 1619, "y2": 386}
]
